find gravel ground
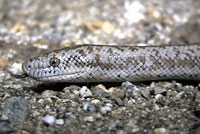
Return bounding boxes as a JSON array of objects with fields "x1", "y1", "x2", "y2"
[{"x1": 0, "y1": 0, "x2": 200, "y2": 134}]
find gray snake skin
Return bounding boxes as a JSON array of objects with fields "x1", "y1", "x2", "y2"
[{"x1": 22, "y1": 44, "x2": 200, "y2": 82}]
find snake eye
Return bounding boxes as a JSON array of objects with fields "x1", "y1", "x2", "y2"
[{"x1": 50, "y1": 58, "x2": 60, "y2": 67}]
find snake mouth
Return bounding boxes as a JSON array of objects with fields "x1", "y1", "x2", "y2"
[{"x1": 35, "y1": 71, "x2": 89, "y2": 82}]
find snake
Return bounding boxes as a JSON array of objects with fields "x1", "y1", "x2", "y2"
[{"x1": 22, "y1": 44, "x2": 200, "y2": 82}]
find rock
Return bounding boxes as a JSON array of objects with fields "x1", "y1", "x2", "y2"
[
  {"x1": 115, "y1": 98, "x2": 124, "y2": 106},
  {"x1": 79, "y1": 86, "x2": 93, "y2": 98},
  {"x1": 108, "y1": 87, "x2": 125, "y2": 99},
  {"x1": 175, "y1": 91, "x2": 185, "y2": 100},
  {"x1": 2, "y1": 97, "x2": 29, "y2": 125},
  {"x1": 108, "y1": 120, "x2": 119, "y2": 130},
  {"x1": 155, "y1": 94, "x2": 164, "y2": 101},
  {"x1": 55, "y1": 119, "x2": 64, "y2": 125},
  {"x1": 127, "y1": 98, "x2": 136, "y2": 106},
  {"x1": 153, "y1": 86, "x2": 167, "y2": 95},
  {"x1": 8, "y1": 63, "x2": 22, "y2": 74},
  {"x1": 83, "y1": 116, "x2": 95, "y2": 122},
  {"x1": 65, "y1": 112, "x2": 77, "y2": 126},
  {"x1": 126, "y1": 119, "x2": 138, "y2": 130},
  {"x1": 100, "y1": 103, "x2": 113, "y2": 114},
  {"x1": 155, "y1": 94, "x2": 165, "y2": 106},
  {"x1": 140, "y1": 88, "x2": 150, "y2": 98},
  {"x1": 91, "y1": 84, "x2": 110, "y2": 99},
  {"x1": 154, "y1": 127, "x2": 168, "y2": 134},
  {"x1": 43, "y1": 115, "x2": 55, "y2": 126},
  {"x1": 65, "y1": 112, "x2": 77, "y2": 121},
  {"x1": 121, "y1": 81, "x2": 135, "y2": 89},
  {"x1": 154, "y1": 104, "x2": 160, "y2": 111},
  {"x1": 105, "y1": 103, "x2": 113, "y2": 111},
  {"x1": 63, "y1": 85, "x2": 81, "y2": 91},
  {"x1": 64, "y1": 90, "x2": 75, "y2": 100},
  {"x1": 82, "y1": 101, "x2": 96, "y2": 112},
  {"x1": 64, "y1": 85, "x2": 81, "y2": 99},
  {"x1": 121, "y1": 82, "x2": 143, "y2": 98},
  {"x1": 41, "y1": 90, "x2": 54, "y2": 98},
  {"x1": 150, "y1": 83, "x2": 167, "y2": 95},
  {"x1": 0, "y1": 121, "x2": 13, "y2": 134}
]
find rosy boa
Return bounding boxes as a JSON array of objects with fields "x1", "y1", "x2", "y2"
[{"x1": 22, "y1": 44, "x2": 200, "y2": 82}]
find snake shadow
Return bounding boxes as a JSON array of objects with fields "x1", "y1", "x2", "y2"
[
  {"x1": 26, "y1": 82, "x2": 124, "y2": 93},
  {"x1": 26, "y1": 80, "x2": 200, "y2": 93}
]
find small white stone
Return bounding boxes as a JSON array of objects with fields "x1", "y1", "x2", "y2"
[
  {"x1": 155, "y1": 94, "x2": 163, "y2": 101},
  {"x1": 43, "y1": 115, "x2": 55, "y2": 125},
  {"x1": 9, "y1": 63, "x2": 22, "y2": 74},
  {"x1": 1, "y1": 115, "x2": 8, "y2": 120},
  {"x1": 104, "y1": 106, "x2": 112, "y2": 112},
  {"x1": 55, "y1": 119, "x2": 64, "y2": 125},
  {"x1": 154, "y1": 128, "x2": 168, "y2": 134},
  {"x1": 79, "y1": 86, "x2": 93, "y2": 98},
  {"x1": 124, "y1": 1, "x2": 145, "y2": 23},
  {"x1": 83, "y1": 116, "x2": 95, "y2": 122},
  {"x1": 154, "y1": 104, "x2": 160, "y2": 111}
]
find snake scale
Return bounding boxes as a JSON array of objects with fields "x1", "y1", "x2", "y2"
[{"x1": 22, "y1": 44, "x2": 200, "y2": 82}]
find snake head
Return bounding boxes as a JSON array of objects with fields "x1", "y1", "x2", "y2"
[{"x1": 22, "y1": 47, "x2": 91, "y2": 82}]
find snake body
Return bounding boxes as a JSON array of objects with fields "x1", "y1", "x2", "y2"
[{"x1": 22, "y1": 44, "x2": 200, "y2": 82}]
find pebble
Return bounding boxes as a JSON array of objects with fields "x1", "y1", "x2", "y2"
[
  {"x1": 155, "y1": 94, "x2": 165, "y2": 106},
  {"x1": 115, "y1": 98, "x2": 124, "y2": 106},
  {"x1": 64, "y1": 85, "x2": 81, "y2": 99},
  {"x1": 83, "y1": 116, "x2": 95, "y2": 122},
  {"x1": 1, "y1": 115, "x2": 9, "y2": 120},
  {"x1": 79, "y1": 86, "x2": 93, "y2": 98},
  {"x1": 153, "y1": 86, "x2": 167, "y2": 95},
  {"x1": 0, "y1": 58, "x2": 9, "y2": 67},
  {"x1": 108, "y1": 121, "x2": 119, "y2": 130},
  {"x1": 2, "y1": 97, "x2": 29, "y2": 125},
  {"x1": 41, "y1": 90, "x2": 54, "y2": 98},
  {"x1": 65, "y1": 112, "x2": 77, "y2": 121},
  {"x1": 43, "y1": 115, "x2": 55, "y2": 126},
  {"x1": 121, "y1": 81, "x2": 143, "y2": 99},
  {"x1": 102, "y1": 21, "x2": 115, "y2": 34},
  {"x1": 9, "y1": 84, "x2": 23, "y2": 90},
  {"x1": 63, "y1": 85, "x2": 81, "y2": 91},
  {"x1": 65, "y1": 112, "x2": 77, "y2": 126},
  {"x1": 127, "y1": 99, "x2": 136, "y2": 106},
  {"x1": 127, "y1": 119, "x2": 138, "y2": 128},
  {"x1": 91, "y1": 84, "x2": 110, "y2": 99},
  {"x1": 140, "y1": 88, "x2": 150, "y2": 98},
  {"x1": 0, "y1": 121, "x2": 13, "y2": 134},
  {"x1": 55, "y1": 119, "x2": 64, "y2": 125},
  {"x1": 154, "y1": 128, "x2": 168, "y2": 134},
  {"x1": 155, "y1": 94, "x2": 164, "y2": 101},
  {"x1": 64, "y1": 90, "x2": 76, "y2": 100},
  {"x1": 8, "y1": 63, "x2": 22, "y2": 74},
  {"x1": 121, "y1": 81, "x2": 135, "y2": 89},
  {"x1": 99, "y1": 107, "x2": 107, "y2": 115},
  {"x1": 154, "y1": 104, "x2": 160, "y2": 111},
  {"x1": 175, "y1": 91, "x2": 185, "y2": 100},
  {"x1": 82, "y1": 101, "x2": 96, "y2": 112},
  {"x1": 109, "y1": 87, "x2": 125, "y2": 99},
  {"x1": 124, "y1": 1, "x2": 145, "y2": 23},
  {"x1": 100, "y1": 103, "x2": 113, "y2": 114}
]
